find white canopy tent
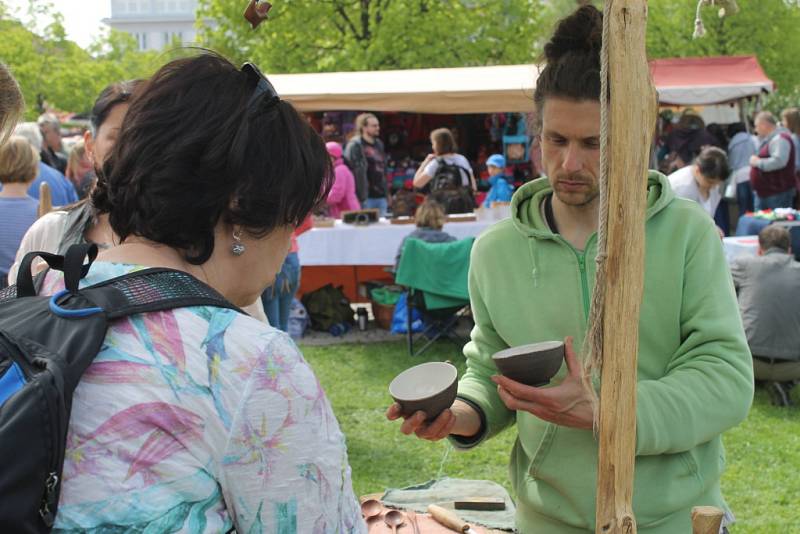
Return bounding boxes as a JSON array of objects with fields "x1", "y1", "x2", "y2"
[
  {"x1": 269, "y1": 64, "x2": 539, "y2": 114},
  {"x1": 269, "y1": 56, "x2": 774, "y2": 114}
]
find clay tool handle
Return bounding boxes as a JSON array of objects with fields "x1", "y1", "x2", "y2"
[{"x1": 427, "y1": 504, "x2": 472, "y2": 533}]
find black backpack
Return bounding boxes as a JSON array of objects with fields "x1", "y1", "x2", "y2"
[
  {"x1": 429, "y1": 158, "x2": 475, "y2": 214},
  {"x1": 0, "y1": 244, "x2": 240, "y2": 533},
  {"x1": 431, "y1": 157, "x2": 468, "y2": 191}
]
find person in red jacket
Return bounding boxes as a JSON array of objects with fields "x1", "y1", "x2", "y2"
[{"x1": 325, "y1": 141, "x2": 360, "y2": 218}]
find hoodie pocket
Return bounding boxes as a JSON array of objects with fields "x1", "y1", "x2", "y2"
[{"x1": 528, "y1": 423, "x2": 558, "y2": 479}]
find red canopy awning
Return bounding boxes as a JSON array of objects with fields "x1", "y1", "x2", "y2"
[{"x1": 649, "y1": 55, "x2": 774, "y2": 106}]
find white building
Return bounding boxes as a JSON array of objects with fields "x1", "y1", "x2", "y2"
[{"x1": 103, "y1": 0, "x2": 199, "y2": 51}]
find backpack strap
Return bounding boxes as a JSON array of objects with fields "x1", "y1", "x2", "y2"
[
  {"x1": 15, "y1": 243, "x2": 98, "y2": 298},
  {"x1": 78, "y1": 268, "x2": 242, "y2": 319}
]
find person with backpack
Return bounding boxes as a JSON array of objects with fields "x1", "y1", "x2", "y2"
[
  {"x1": 1, "y1": 52, "x2": 364, "y2": 533},
  {"x1": 413, "y1": 127, "x2": 477, "y2": 213}
]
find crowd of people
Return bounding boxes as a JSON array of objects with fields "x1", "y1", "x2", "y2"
[
  {"x1": 0, "y1": 2, "x2": 797, "y2": 532},
  {"x1": 659, "y1": 107, "x2": 800, "y2": 236}
]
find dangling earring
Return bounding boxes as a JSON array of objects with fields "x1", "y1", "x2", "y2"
[{"x1": 231, "y1": 228, "x2": 246, "y2": 256}]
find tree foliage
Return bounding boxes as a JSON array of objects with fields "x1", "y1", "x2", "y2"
[
  {"x1": 197, "y1": 0, "x2": 548, "y2": 73},
  {"x1": 645, "y1": 0, "x2": 800, "y2": 93},
  {"x1": 1, "y1": 0, "x2": 798, "y2": 117},
  {"x1": 0, "y1": 0, "x2": 161, "y2": 118}
]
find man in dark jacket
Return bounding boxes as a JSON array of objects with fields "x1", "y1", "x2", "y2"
[
  {"x1": 37, "y1": 113, "x2": 67, "y2": 173},
  {"x1": 344, "y1": 113, "x2": 389, "y2": 215},
  {"x1": 731, "y1": 225, "x2": 800, "y2": 405}
]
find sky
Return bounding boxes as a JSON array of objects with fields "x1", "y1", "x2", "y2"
[{"x1": 5, "y1": 0, "x2": 110, "y2": 49}]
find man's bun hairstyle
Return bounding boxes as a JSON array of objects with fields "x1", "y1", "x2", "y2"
[{"x1": 534, "y1": 4, "x2": 603, "y2": 131}]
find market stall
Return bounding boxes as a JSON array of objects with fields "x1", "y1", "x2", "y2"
[
  {"x1": 649, "y1": 55, "x2": 774, "y2": 106},
  {"x1": 281, "y1": 56, "x2": 776, "y2": 304}
]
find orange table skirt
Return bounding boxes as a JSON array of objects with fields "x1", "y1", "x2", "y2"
[{"x1": 298, "y1": 265, "x2": 395, "y2": 303}]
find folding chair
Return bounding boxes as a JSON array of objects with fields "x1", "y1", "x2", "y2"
[{"x1": 395, "y1": 237, "x2": 473, "y2": 356}]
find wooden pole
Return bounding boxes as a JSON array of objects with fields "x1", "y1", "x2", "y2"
[
  {"x1": 38, "y1": 181, "x2": 52, "y2": 219},
  {"x1": 594, "y1": 1, "x2": 656, "y2": 533},
  {"x1": 691, "y1": 506, "x2": 724, "y2": 534}
]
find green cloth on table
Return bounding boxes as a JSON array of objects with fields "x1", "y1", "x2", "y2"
[{"x1": 395, "y1": 237, "x2": 474, "y2": 309}]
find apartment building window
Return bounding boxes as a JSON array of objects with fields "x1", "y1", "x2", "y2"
[{"x1": 128, "y1": 0, "x2": 138, "y2": 13}]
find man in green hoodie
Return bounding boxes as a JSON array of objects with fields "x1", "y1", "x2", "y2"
[{"x1": 387, "y1": 5, "x2": 753, "y2": 533}]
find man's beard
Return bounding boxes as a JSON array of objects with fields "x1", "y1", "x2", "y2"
[{"x1": 552, "y1": 172, "x2": 599, "y2": 207}]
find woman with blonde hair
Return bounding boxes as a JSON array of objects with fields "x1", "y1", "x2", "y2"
[
  {"x1": 64, "y1": 140, "x2": 94, "y2": 198},
  {"x1": 393, "y1": 198, "x2": 456, "y2": 271},
  {"x1": 0, "y1": 136, "x2": 39, "y2": 287}
]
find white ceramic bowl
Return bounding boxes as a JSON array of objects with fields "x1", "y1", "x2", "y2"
[{"x1": 389, "y1": 361, "x2": 458, "y2": 419}]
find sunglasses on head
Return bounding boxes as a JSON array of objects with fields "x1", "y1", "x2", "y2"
[{"x1": 241, "y1": 62, "x2": 279, "y2": 110}]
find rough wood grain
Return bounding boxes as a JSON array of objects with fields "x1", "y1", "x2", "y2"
[
  {"x1": 38, "y1": 181, "x2": 52, "y2": 219},
  {"x1": 594, "y1": 1, "x2": 657, "y2": 534},
  {"x1": 691, "y1": 506, "x2": 724, "y2": 534}
]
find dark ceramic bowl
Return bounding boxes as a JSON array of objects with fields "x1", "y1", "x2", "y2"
[
  {"x1": 492, "y1": 340, "x2": 564, "y2": 386},
  {"x1": 389, "y1": 361, "x2": 458, "y2": 419}
]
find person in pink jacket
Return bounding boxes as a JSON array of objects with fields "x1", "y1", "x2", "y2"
[{"x1": 325, "y1": 141, "x2": 360, "y2": 218}]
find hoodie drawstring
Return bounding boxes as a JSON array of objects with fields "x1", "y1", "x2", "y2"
[{"x1": 528, "y1": 239, "x2": 540, "y2": 288}]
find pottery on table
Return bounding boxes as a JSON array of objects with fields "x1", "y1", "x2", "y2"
[
  {"x1": 491, "y1": 340, "x2": 564, "y2": 386},
  {"x1": 389, "y1": 361, "x2": 458, "y2": 419}
]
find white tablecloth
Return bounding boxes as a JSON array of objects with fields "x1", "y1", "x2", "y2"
[
  {"x1": 297, "y1": 218, "x2": 499, "y2": 266},
  {"x1": 723, "y1": 236, "x2": 759, "y2": 264}
]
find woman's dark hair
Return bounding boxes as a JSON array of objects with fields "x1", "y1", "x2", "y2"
[
  {"x1": 726, "y1": 122, "x2": 747, "y2": 138},
  {"x1": 89, "y1": 79, "x2": 144, "y2": 214},
  {"x1": 533, "y1": 5, "x2": 602, "y2": 131},
  {"x1": 694, "y1": 146, "x2": 729, "y2": 182},
  {"x1": 89, "y1": 80, "x2": 142, "y2": 134},
  {"x1": 431, "y1": 128, "x2": 456, "y2": 155},
  {"x1": 102, "y1": 52, "x2": 332, "y2": 264}
]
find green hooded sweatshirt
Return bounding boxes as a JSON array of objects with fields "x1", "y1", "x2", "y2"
[{"x1": 453, "y1": 172, "x2": 753, "y2": 533}]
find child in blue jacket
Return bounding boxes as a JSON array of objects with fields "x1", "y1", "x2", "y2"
[{"x1": 482, "y1": 154, "x2": 513, "y2": 208}]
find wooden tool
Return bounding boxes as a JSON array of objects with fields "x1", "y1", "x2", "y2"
[
  {"x1": 691, "y1": 506, "x2": 724, "y2": 534},
  {"x1": 427, "y1": 505, "x2": 478, "y2": 534}
]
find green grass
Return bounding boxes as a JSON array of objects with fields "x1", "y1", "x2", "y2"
[{"x1": 302, "y1": 341, "x2": 799, "y2": 533}]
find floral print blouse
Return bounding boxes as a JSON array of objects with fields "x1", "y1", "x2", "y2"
[{"x1": 42, "y1": 262, "x2": 365, "y2": 533}]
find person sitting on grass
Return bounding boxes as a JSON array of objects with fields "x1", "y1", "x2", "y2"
[{"x1": 731, "y1": 224, "x2": 800, "y2": 406}]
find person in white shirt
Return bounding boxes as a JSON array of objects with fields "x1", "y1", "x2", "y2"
[{"x1": 668, "y1": 146, "x2": 730, "y2": 221}]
